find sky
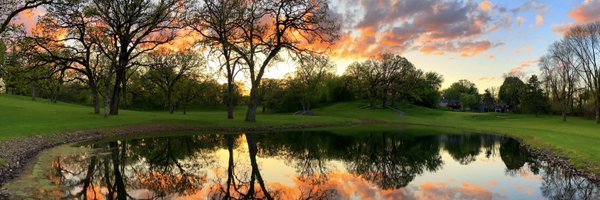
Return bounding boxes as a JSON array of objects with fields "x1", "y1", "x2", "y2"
[{"x1": 10, "y1": 0, "x2": 600, "y2": 90}]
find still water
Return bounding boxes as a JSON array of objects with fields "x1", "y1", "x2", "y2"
[{"x1": 8, "y1": 129, "x2": 600, "y2": 199}]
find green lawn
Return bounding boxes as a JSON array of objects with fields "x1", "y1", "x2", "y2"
[
  {"x1": 0, "y1": 94, "x2": 357, "y2": 140},
  {"x1": 316, "y1": 101, "x2": 600, "y2": 174},
  {"x1": 1, "y1": 94, "x2": 600, "y2": 175}
]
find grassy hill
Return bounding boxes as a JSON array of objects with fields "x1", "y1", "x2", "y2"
[
  {"x1": 1, "y1": 94, "x2": 599, "y2": 174},
  {"x1": 0, "y1": 94, "x2": 357, "y2": 139}
]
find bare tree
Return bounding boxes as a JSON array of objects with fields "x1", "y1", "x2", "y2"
[
  {"x1": 145, "y1": 48, "x2": 204, "y2": 114},
  {"x1": 540, "y1": 41, "x2": 579, "y2": 122},
  {"x1": 88, "y1": 0, "x2": 184, "y2": 115},
  {"x1": 564, "y1": 22, "x2": 600, "y2": 124},
  {"x1": 189, "y1": 0, "x2": 244, "y2": 119},
  {"x1": 218, "y1": 0, "x2": 339, "y2": 122}
]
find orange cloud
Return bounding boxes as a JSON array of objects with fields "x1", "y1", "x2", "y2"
[
  {"x1": 554, "y1": 0, "x2": 600, "y2": 35},
  {"x1": 536, "y1": 15, "x2": 544, "y2": 26},
  {"x1": 420, "y1": 41, "x2": 499, "y2": 58},
  {"x1": 568, "y1": 0, "x2": 600, "y2": 24},
  {"x1": 418, "y1": 182, "x2": 495, "y2": 200},
  {"x1": 509, "y1": 59, "x2": 540, "y2": 76},
  {"x1": 480, "y1": 1, "x2": 493, "y2": 11},
  {"x1": 326, "y1": 0, "x2": 506, "y2": 60}
]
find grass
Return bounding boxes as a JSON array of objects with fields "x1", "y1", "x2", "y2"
[
  {"x1": 0, "y1": 94, "x2": 357, "y2": 140},
  {"x1": 316, "y1": 101, "x2": 600, "y2": 174},
  {"x1": 1, "y1": 93, "x2": 600, "y2": 175}
]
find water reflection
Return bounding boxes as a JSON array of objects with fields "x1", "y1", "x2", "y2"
[{"x1": 32, "y1": 131, "x2": 600, "y2": 199}]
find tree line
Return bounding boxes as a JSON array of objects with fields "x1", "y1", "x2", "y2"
[
  {"x1": 0, "y1": 0, "x2": 445, "y2": 122},
  {"x1": 539, "y1": 22, "x2": 600, "y2": 124}
]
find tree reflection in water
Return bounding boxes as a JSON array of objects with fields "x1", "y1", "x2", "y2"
[{"x1": 42, "y1": 131, "x2": 599, "y2": 199}]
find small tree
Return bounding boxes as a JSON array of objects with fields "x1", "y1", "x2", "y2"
[
  {"x1": 499, "y1": 76, "x2": 526, "y2": 112},
  {"x1": 521, "y1": 75, "x2": 548, "y2": 117},
  {"x1": 295, "y1": 54, "x2": 334, "y2": 112},
  {"x1": 482, "y1": 89, "x2": 495, "y2": 112},
  {"x1": 145, "y1": 49, "x2": 204, "y2": 114}
]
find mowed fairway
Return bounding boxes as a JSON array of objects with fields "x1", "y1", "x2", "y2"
[
  {"x1": 1, "y1": 94, "x2": 600, "y2": 174},
  {"x1": 0, "y1": 94, "x2": 357, "y2": 140}
]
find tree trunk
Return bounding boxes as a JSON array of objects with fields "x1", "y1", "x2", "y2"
[
  {"x1": 110, "y1": 68, "x2": 124, "y2": 115},
  {"x1": 31, "y1": 81, "x2": 36, "y2": 101},
  {"x1": 562, "y1": 111, "x2": 567, "y2": 122},
  {"x1": 90, "y1": 84, "x2": 100, "y2": 114},
  {"x1": 121, "y1": 79, "x2": 128, "y2": 109},
  {"x1": 245, "y1": 86, "x2": 259, "y2": 122},
  {"x1": 110, "y1": 142, "x2": 127, "y2": 200},
  {"x1": 168, "y1": 90, "x2": 174, "y2": 114},
  {"x1": 382, "y1": 88, "x2": 388, "y2": 108},
  {"x1": 246, "y1": 134, "x2": 273, "y2": 200},
  {"x1": 104, "y1": 78, "x2": 110, "y2": 119},
  {"x1": 225, "y1": 135, "x2": 234, "y2": 199},
  {"x1": 596, "y1": 102, "x2": 600, "y2": 124},
  {"x1": 227, "y1": 80, "x2": 235, "y2": 119}
]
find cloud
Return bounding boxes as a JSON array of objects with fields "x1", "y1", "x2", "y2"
[
  {"x1": 511, "y1": 0, "x2": 548, "y2": 16},
  {"x1": 328, "y1": 0, "x2": 508, "y2": 59},
  {"x1": 479, "y1": 1, "x2": 494, "y2": 12},
  {"x1": 509, "y1": 60, "x2": 540, "y2": 76},
  {"x1": 419, "y1": 40, "x2": 503, "y2": 57},
  {"x1": 517, "y1": 16, "x2": 525, "y2": 27},
  {"x1": 553, "y1": 0, "x2": 600, "y2": 35},
  {"x1": 418, "y1": 182, "x2": 496, "y2": 200},
  {"x1": 536, "y1": 15, "x2": 544, "y2": 26},
  {"x1": 568, "y1": 0, "x2": 600, "y2": 24},
  {"x1": 9, "y1": 7, "x2": 46, "y2": 33},
  {"x1": 479, "y1": 77, "x2": 498, "y2": 82}
]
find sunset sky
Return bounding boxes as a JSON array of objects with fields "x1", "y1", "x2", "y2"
[{"x1": 12, "y1": 0, "x2": 600, "y2": 90}]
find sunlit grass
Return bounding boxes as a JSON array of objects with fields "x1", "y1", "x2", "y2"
[
  {"x1": 0, "y1": 94, "x2": 357, "y2": 140},
  {"x1": 2, "y1": 93, "x2": 600, "y2": 174}
]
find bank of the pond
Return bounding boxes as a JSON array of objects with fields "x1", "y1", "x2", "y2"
[
  {"x1": 317, "y1": 102, "x2": 600, "y2": 180},
  {"x1": 2, "y1": 95, "x2": 600, "y2": 196},
  {"x1": 0, "y1": 122, "x2": 369, "y2": 198}
]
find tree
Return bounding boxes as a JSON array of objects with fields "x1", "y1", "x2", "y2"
[
  {"x1": 145, "y1": 48, "x2": 203, "y2": 114},
  {"x1": 0, "y1": 0, "x2": 53, "y2": 34},
  {"x1": 521, "y1": 75, "x2": 548, "y2": 117},
  {"x1": 294, "y1": 54, "x2": 334, "y2": 112},
  {"x1": 482, "y1": 89, "x2": 495, "y2": 112},
  {"x1": 88, "y1": 0, "x2": 184, "y2": 115},
  {"x1": 345, "y1": 60, "x2": 381, "y2": 108},
  {"x1": 189, "y1": 0, "x2": 245, "y2": 119},
  {"x1": 217, "y1": 0, "x2": 339, "y2": 122},
  {"x1": 564, "y1": 22, "x2": 600, "y2": 124},
  {"x1": 443, "y1": 79, "x2": 479, "y2": 110},
  {"x1": 499, "y1": 76, "x2": 525, "y2": 112},
  {"x1": 540, "y1": 41, "x2": 579, "y2": 122},
  {"x1": 380, "y1": 54, "x2": 413, "y2": 108},
  {"x1": 30, "y1": 0, "x2": 105, "y2": 114}
]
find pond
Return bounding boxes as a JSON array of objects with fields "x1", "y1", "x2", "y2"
[{"x1": 6, "y1": 128, "x2": 600, "y2": 199}]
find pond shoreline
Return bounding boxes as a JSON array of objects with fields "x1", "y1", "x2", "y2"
[
  {"x1": 0, "y1": 122, "x2": 356, "y2": 199},
  {"x1": 0, "y1": 122, "x2": 598, "y2": 198}
]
